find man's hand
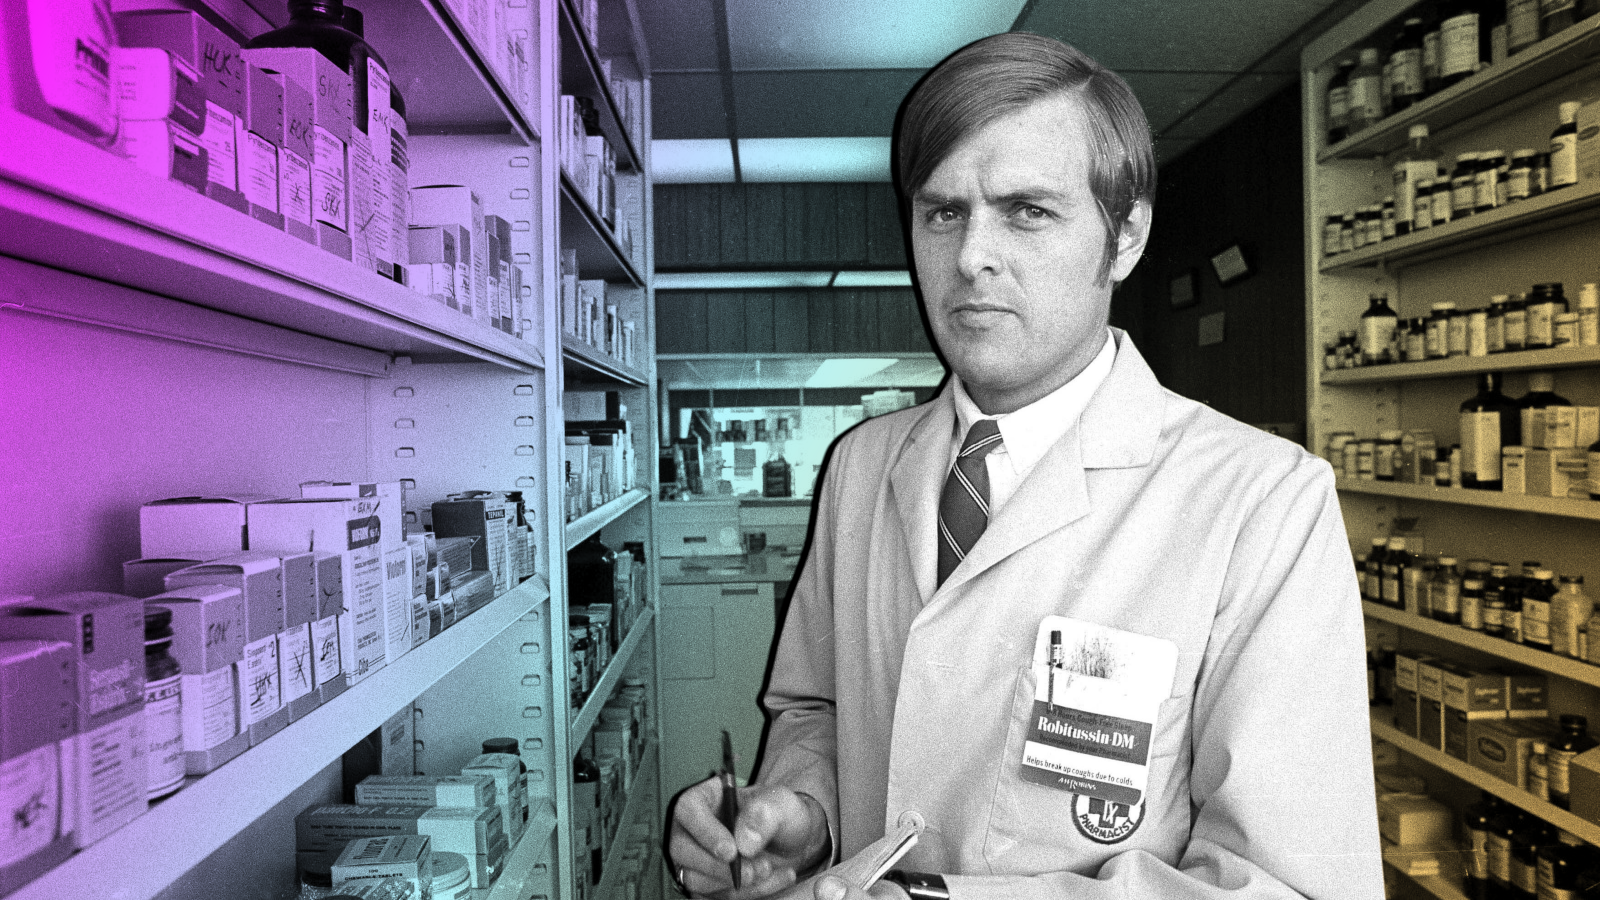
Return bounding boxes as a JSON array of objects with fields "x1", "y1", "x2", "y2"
[
  {"x1": 668, "y1": 778, "x2": 830, "y2": 899},
  {"x1": 812, "y1": 875, "x2": 910, "y2": 900}
]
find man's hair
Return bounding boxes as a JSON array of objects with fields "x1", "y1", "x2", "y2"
[{"x1": 894, "y1": 32, "x2": 1156, "y2": 283}]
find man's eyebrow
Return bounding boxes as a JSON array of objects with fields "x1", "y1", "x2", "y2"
[{"x1": 911, "y1": 187, "x2": 1070, "y2": 206}]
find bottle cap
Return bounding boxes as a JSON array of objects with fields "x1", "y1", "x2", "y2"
[
  {"x1": 1528, "y1": 372, "x2": 1556, "y2": 393},
  {"x1": 1432, "y1": 301, "x2": 1457, "y2": 311},
  {"x1": 1560, "y1": 574, "x2": 1584, "y2": 585},
  {"x1": 1409, "y1": 123, "x2": 1429, "y2": 139},
  {"x1": 1536, "y1": 569, "x2": 1555, "y2": 580},
  {"x1": 1560, "y1": 101, "x2": 1582, "y2": 122},
  {"x1": 1372, "y1": 536, "x2": 1388, "y2": 547},
  {"x1": 1512, "y1": 149, "x2": 1537, "y2": 159}
]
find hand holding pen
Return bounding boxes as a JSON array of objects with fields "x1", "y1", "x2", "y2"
[
  {"x1": 666, "y1": 770, "x2": 831, "y2": 898},
  {"x1": 719, "y1": 730, "x2": 743, "y2": 889}
]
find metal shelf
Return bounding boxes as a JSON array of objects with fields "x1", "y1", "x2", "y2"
[
  {"x1": 11, "y1": 577, "x2": 552, "y2": 900},
  {"x1": 1321, "y1": 346, "x2": 1600, "y2": 384},
  {"x1": 592, "y1": 740, "x2": 660, "y2": 900},
  {"x1": 0, "y1": 109, "x2": 544, "y2": 373},
  {"x1": 1363, "y1": 601, "x2": 1600, "y2": 688},
  {"x1": 566, "y1": 489, "x2": 651, "y2": 550},
  {"x1": 571, "y1": 606, "x2": 656, "y2": 745},
  {"x1": 560, "y1": 174, "x2": 645, "y2": 286},
  {"x1": 1370, "y1": 710, "x2": 1600, "y2": 846},
  {"x1": 486, "y1": 802, "x2": 559, "y2": 900},
  {"x1": 1335, "y1": 477, "x2": 1600, "y2": 520},
  {"x1": 1318, "y1": 18, "x2": 1600, "y2": 162},
  {"x1": 1382, "y1": 844, "x2": 1469, "y2": 900},
  {"x1": 1318, "y1": 179, "x2": 1600, "y2": 274},
  {"x1": 563, "y1": 333, "x2": 650, "y2": 386},
  {"x1": 557, "y1": 0, "x2": 645, "y2": 171}
]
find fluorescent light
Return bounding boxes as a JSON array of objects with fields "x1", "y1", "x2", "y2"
[
  {"x1": 653, "y1": 139, "x2": 737, "y2": 183},
  {"x1": 831, "y1": 270, "x2": 912, "y2": 287},
  {"x1": 805, "y1": 358, "x2": 898, "y2": 387},
  {"x1": 738, "y1": 138, "x2": 892, "y2": 182},
  {"x1": 655, "y1": 271, "x2": 834, "y2": 289}
]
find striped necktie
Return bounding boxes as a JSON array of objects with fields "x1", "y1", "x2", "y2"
[{"x1": 937, "y1": 419, "x2": 1003, "y2": 588}]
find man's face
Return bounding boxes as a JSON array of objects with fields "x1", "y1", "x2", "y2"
[{"x1": 910, "y1": 91, "x2": 1148, "y2": 415}]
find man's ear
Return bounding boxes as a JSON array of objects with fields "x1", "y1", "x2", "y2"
[{"x1": 1108, "y1": 200, "x2": 1152, "y2": 284}]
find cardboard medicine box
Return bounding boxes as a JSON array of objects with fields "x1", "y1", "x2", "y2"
[
  {"x1": 241, "y1": 63, "x2": 285, "y2": 230},
  {"x1": 462, "y1": 752, "x2": 526, "y2": 844},
  {"x1": 332, "y1": 835, "x2": 432, "y2": 896},
  {"x1": 122, "y1": 555, "x2": 211, "y2": 599},
  {"x1": 1442, "y1": 665, "x2": 1506, "y2": 761},
  {"x1": 411, "y1": 185, "x2": 486, "y2": 321},
  {"x1": 1393, "y1": 652, "x2": 1422, "y2": 739},
  {"x1": 356, "y1": 774, "x2": 496, "y2": 808},
  {"x1": 433, "y1": 495, "x2": 511, "y2": 596},
  {"x1": 407, "y1": 225, "x2": 458, "y2": 307},
  {"x1": 380, "y1": 546, "x2": 414, "y2": 666},
  {"x1": 147, "y1": 583, "x2": 248, "y2": 774},
  {"x1": 1567, "y1": 745, "x2": 1600, "y2": 827},
  {"x1": 115, "y1": 10, "x2": 248, "y2": 213},
  {"x1": 1377, "y1": 794, "x2": 1453, "y2": 847},
  {"x1": 299, "y1": 481, "x2": 404, "y2": 550},
  {"x1": 240, "y1": 46, "x2": 353, "y2": 260},
  {"x1": 261, "y1": 68, "x2": 316, "y2": 244},
  {"x1": 112, "y1": 46, "x2": 205, "y2": 134},
  {"x1": 278, "y1": 552, "x2": 319, "y2": 721},
  {"x1": 311, "y1": 552, "x2": 347, "y2": 703},
  {"x1": 297, "y1": 803, "x2": 508, "y2": 888},
  {"x1": 139, "y1": 493, "x2": 272, "y2": 558},
  {"x1": 165, "y1": 552, "x2": 288, "y2": 746},
  {"x1": 248, "y1": 499, "x2": 387, "y2": 685},
  {"x1": 0, "y1": 640, "x2": 76, "y2": 894},
  {"x1": 0, "y1": 592, "x2": 147, "y2": 848},
  {"x1": 1471, "y1": 717, "x2": 1556, "y2": 787},
  {"x1": 1416, "y1": 659, "x2": 1446, "y2": 752},
  {"x1": 1504, "y1": 672, "x2": 1549, "y2": 719}
]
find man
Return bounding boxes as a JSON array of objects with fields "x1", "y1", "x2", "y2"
[{"x1": 668, "y1": 31, "x2": 1382, "y2": 900}]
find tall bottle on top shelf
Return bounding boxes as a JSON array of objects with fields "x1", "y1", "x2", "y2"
[
  {"x1": 1347, "y1": 48, "x2": 1384, "y2": 132},
  {"x1": 1389, "y1": 18, "x2": 1427, "y2": 112},
  {"x1": 1438, "y1": 0, "x2": 1486, "y2": 90},
  {"x1": 1459, "y1": 372, "x2": 1520, "y2": 490}
]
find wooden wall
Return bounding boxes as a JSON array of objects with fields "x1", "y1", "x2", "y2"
[
  {"x1": 655, "y1": 183, "x2": 908, "y2": 270},
  {"x1": 1113, "y1": 85, "x2": 1307, "y2": 434},
  {"x1": 655, "y1": 288, "x2": 933, "y2": 354}
]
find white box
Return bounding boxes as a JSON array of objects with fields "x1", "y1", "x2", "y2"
[
  {"x1": 356, "y1": 775, "x2": 495, "y2": 808},
  {"x1": 300, "y1": 481, "x2": 404, "y2": 550},
  {"x1": 140, "y1": 494, "x2": 273, "y2": 558},
  {"x1": 248, "y1": 500, "x2": 387, "y2": 684},
  {"x1": 380, "y1": 546, "x2": 413, "y2": 666},
  {"x1": 411, "y1": 186, "x2": 485, "y2": 323},
  {"x1": 461, "y1": 752, "x2": 526, "y2": 845}
]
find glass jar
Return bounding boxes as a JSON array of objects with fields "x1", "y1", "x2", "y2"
[
  {"x1": 1427, "y1": 302, "x2": 1457, "y2": 358},
  {"x1": 1527, "y1": 282, "x2": 1568, "y2": 349},
  {"x1": 1504, "y1": 294, "x2": 1529, "y2": 351},
  {"x1": 144, "y1": 607, "x2": 184, "y2": 801},
  {"x1": 1432, "y1": 556, "x2": 1462, "y2": 625},
  {"x1": 1487, "y1": 294, "x2": 1509, "y2": 352}
]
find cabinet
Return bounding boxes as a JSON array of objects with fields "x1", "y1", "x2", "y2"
[
  {"x1": 1303, "y1": 5, "x2": 1600, "y2": 898},
  {"x1": 0, "y1": 0, "x2": 657, "y2": 898}
]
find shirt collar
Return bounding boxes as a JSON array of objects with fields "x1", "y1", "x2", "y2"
[{"x1": 952, "y1": 329, "x2": 1118, "y2": 473}]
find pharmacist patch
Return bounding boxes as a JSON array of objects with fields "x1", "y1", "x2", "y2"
[{"x1": 1071, "y1": 794, "x2": 1144, "y2": 844}]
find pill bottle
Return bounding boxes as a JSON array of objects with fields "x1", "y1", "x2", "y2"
[
  {"x1": 1487, "y1": 294, "x2": 1509, "y2": 352},
  {"x1": 1577, "y1": 283, "x2": 1598, "y2": 347},
  {"x1": 145, "y1": 606, "x2": 185, "y2": 800},
  {"x1": 1432, "y1": 556, "x2": 1462, "y2": 625}
]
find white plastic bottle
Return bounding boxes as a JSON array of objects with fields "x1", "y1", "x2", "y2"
[{"x1": 1578, "y1": 283, "x2": 1598, "y2": 348}]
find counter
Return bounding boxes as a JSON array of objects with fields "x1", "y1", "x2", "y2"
[{"x1": 658, "y1": 549, "x2": 801, "y2": 587}]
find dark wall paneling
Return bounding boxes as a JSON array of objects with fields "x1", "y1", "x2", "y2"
[
  {"x1": 706, "y1": 293, "x2": 748, "y2": 352},
  {"x1": 654, "y1": 182, "x2": 907, "y2": 270},
  {"x1": 1113, "y1": 84, "x2": 1305, "y2": 433},
  {"x1": 773, "y1": 290, "x2": 810, "y2": 352},
  {"x1": 744, "y1": 291, "x2": 776, "y2": 353},
  {"x1": 656, "y1": 291, "x2": 711, "y2": 353},
  {"x1": 808, "y1": 292, "x2": 837, "y2": 351}
]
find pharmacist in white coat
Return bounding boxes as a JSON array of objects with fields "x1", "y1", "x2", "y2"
[{"x1": 667, "y1": 32, "x2": 1383, "y2": 900}]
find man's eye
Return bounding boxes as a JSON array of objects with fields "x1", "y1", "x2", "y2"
[
  {"x1": 928, "y1": 207, "x2": 961, "y2": 224},
  {"x1": 1017, "y1": 205, "x2": 1050, "y2": 220}
]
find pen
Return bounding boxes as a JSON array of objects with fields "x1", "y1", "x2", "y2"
[
  {"x1": 720, "y1": 729, "x2": 741, "y2": 889},
  {"x1": 1048, "y1": 630, "x2": 1063, "y2": 713}
]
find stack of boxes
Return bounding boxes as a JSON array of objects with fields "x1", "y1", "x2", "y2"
[{"x1": 1391, "y1": 651, "x2": 1556, "y2": 789}]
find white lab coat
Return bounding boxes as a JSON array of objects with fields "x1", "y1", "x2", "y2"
[{"x1": 758, "y1": 331, "x2": 1384, "y2": 899}]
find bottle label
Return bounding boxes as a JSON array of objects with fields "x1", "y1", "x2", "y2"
[
  {"x1": 1530, "y1": 761, "x2": 1549, "y2": 799},
  {"x1": 1489, "y1": 833, "x2": 1512, "y2": 882},
  {"x1": 1452, "y1": 176, "x2": 1476, "y2": 219},
  {"x1": 1464, "y1": 593, "x2": 1483, "y2": 629},
  {"x1": 1394, "y1": 161, "x2": 1434, "y2": 223},
  {"x1": 280, "y1": 147, "x2": 313, "y2": 227},
  {"x1": 1437, "y1": 581, "x2": 1461, "y2": 615},
  {"x1": 1552, "y1": 134, "x2": 1578, "y2": 187},
  {"x1": 1442, "y1": 14, "x2": 1481, "y2": 78},
  {"x1": 312, "y1": 125, "x2": 347, "y2": 232},
  {"x1": 1475, "y1": 168, "x2": 1496, "y2": 210},
  {"x1": 348, "y1": 133, "x2": 376, "y2": 272},
  {"x1": 243, "y1": 132, "x2": 278, "y2": 213},
  {"x1": 1469, "y1": 827, "x2": 1490, "y2": 879},
  {"x1": 181, "y1": 666, "x2": 238, "y2": 751},
  {"x1": 201, "y1": 102, "x2": 239, "y2": 192},
  {"x1": 1507, "y1": 310, "x2": 1528, "y2": 347},
  {"x1": 1415, "y1": 192, "x2": 1432, "y2": 230},
  {"x1": 1580, "y1": 309, "x2": 1598, "y2": 347},
  {"x1": 1449, "y1": 316, "x2": 1469, "y2": 356},
  {"x1": 1508, "y1": 167, "x2": 1532, "y2": 200},
  {"x1": 1551, "y1": 748, "x2": 1576, "y2": 795},
  {"x1": 1508, "y1": 0, "x2": 1541, "y2": 48},
  {"x1": 1524, "y1": 599, "x2": 1551, "y2": 645},
  {"x1": 144, "y1": 671, "x2": 184, "y2": 798},
  {"x1": 390, "y1": 116, "x2": 410, "y2": 270},
  {"x1": 1382, "y1": 568, "x2": 1402, "y2": 604},
  {"x1": 1361, "y1": 316, "x2": 1395, "y2": 361},
  {"x1": 1392, "y1": 49, "x2": 1424, "y2": 97},
  {"x1": 1328, "y1": 86, "x2": 1349, "y2": 123},
  {"x1": 1424, "y1": 32, "x2": 1440, "y2": 80},
  {"x1": 1485, "y1": 604, "x2": 1505, "y2": 629},
  {"x1": 366, "y1": 59, "x2": 390, "y2": 145},
  {"x1": 1530, "y1": 303, "x2": 1556, "y2": 346},
  {"x1": 1350, "y1": 76, "x2": 1381, "y2": 123}
]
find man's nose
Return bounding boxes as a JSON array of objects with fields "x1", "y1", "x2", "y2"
[{"x1": 955, "y1": 215, "x2": 1003, "y2": 280}]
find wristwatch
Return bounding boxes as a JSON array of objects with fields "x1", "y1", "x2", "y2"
[{"x1": 885, "y1": 870, "x2": 950, "y2": 900}]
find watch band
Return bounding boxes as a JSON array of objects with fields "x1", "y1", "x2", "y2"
[{"x1": 886, "y1": 870, "x2": 950, "y2": 900}]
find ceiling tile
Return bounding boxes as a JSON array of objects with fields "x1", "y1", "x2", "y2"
[
  {"x1": 732, "y1": 70, "x2": 922, "y2": 138},
  {"x1": 726, "y1": 0, "x2": 1027, "y2": 70},
  {"x1": 652, "y1": 72, "x2": 730, "y2": 140},
  {"x1": 637, "y1": 0, "x2": 722, "y2": 71}
]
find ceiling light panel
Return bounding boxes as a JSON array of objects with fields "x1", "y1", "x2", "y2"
[
  {"x1": 726, "y1": 0, "x2": 1027, "y2": 70},
  {"x1": 654, "y1": 140, "x2": 738, "y2": 183},
  {"x1": 738, "y1": 138, "x2": 893, "y2": 182}
]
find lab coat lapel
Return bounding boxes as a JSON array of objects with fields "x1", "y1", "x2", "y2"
[
  {"x1": 888, "y1": 387, "x2": 957, "y2": 605},
  {"x1": 937, "y1": 332, "x2": 1164, "y2": 595}
]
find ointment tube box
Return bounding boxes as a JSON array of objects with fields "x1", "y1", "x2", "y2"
[
  {"x1": 299, "y1": 481, "x2": 405, "y2": 550},
  {"x1": 407, "y1": 536, "x2": 429, "y2": 650},
  {"x1": 1504, "y1": 672, "x2": 1550, "y2": 719},
  {"x1": 433, "y1": 495, "x2": 510, "y2": 596},
  {"x1": 114, "y1": 120, "x2": 209, "y2": 192},
  {"x1": 122, "y1": 555, "x2": 210, "y2": 599},
  {"x1": 279, "y1": 552, "x2": 320, "y2": 722},
  {"x1": 0, "y1": 592, "x2": 147, "y2": 849},
  {"x1": 147, "y1": 584, "x2": 247, "y2": 774},
  {"x1": 356, "y1": 775, "x2": 495, "y2": 808},
  {"x1": 451, "y1": 571, "x2": 494, "y2": 618},
  {"x1": 241, "y1": 46, "x2": 353, "y2": 260},
  {"x1": 1416, "y1": 660, "x2": 1446, "y2": 751},
  {"x1": 112, "y1": 46, "x2": 204, "y2": 134},
  {"x1": 139, "y1": 494, "x2": 273, "y2": 559},
  {"x1": 241, "y1": 64, "x2": 284, "y2": 231},
  {"x1": 262, "y1": 69, "x2": 316, "y2": 245},
  {"x1": 165, "y1": 552, "x2": 288, "y2": 746},
  {"x1": 462, "y1": 752, "x2": 526, "y2": 845},
  {"x1": 311, "y1": 552, "x2": 347, "y2": 704},
  {"x1": 379, "y1": 547, "x2": 413, "y2": 666},
  {"x1": 331, "y1": 835, "x2": 432, "y2": 896},
  {"x1": 411, "y1": 185, "x2": 485, "y2": 321},
  {"x1": 115, "y1": 11, "x2": 248, "y2": 214},
  {"x1": 248, "y1": 499, "x2": 386, "y2": 685},
  {"x1": 297, "y1": 804, "x2": 506, "y2": 886},
  {"x1": 1392, "y1": 652, "x2": 1421, "y2": 739},
  {"x1": 1442, "y1": 666, "x2": 1505, "y2": 762},
  {"x1": 407, "y1": 226, "x2": 458, "y2": 308},
  {"x1": 0, "y1": 640, "x2": 76, "y2": 895}
]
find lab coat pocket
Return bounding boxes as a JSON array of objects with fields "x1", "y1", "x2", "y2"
[{"x1": 983, "y1": 665, "x2": 1190, "y2": 871}]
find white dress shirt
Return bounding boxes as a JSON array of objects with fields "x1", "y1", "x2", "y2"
[{"x1": 950, "y1": 328, "x2": 1117, "y2": 514}]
